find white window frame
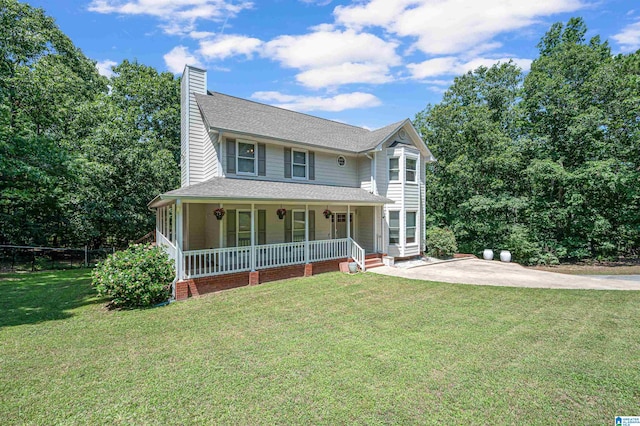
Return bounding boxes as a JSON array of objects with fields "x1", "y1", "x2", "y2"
[
  {"x1": 236, "y1": 210, "x2": 253, "y2": 247},
  {"x1": 405, "y1": 156, "x2": 418, "y2": 184},
  {"x1": 292, "y1": 209, "x2": 306, "y2": 242},
  {"x1": 405, "y1": 211, "x2": 417, "y2": 245},
  {"x1": 236, "y1": 140, "x2": 257, "y2": 176},
  {"x1": 388, "y1": 157, "x2": 400, "y2": 182},
  {"x1": 291, "y1": 149, "x2": 308, "y2": 180},
  {"x1": 388, "y1": 210, "x2": 400, "y2": 245}
]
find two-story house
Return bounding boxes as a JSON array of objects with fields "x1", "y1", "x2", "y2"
[{"x1": 150, "y1": 65, "x2": 435, "y2": 300}]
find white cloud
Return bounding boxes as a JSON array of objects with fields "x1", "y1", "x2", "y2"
[
  {"x1": 96, "y1": 59, "x2": 118, "y2": 77},
  {"x1": 88, "y1": 0, "x2": 253, "y2": 35},
  {"x1": 263, "y1": 29, "x2": 400, "y2": 88},
  {"x1": 164, "y1": 45, "x2": 203, "y2": 73},
  {"x1": 612, "y1": 19, "x2": 640, "y2": 52},
  {"x1": 407, "y1": 57, "x2": 533, "y2": 79},
  {"x1": 296, "y1": 63, "x2": 394, "y2": 89},
  {"x1": 199, "y1": 34, "x2": 263, "y2": 60},
  {"x1": 251, "y1": 91, "x2": 381, "y2": 112},
  {"x1": 335, "y1": 0, "x2": 585, "y2": 55}
]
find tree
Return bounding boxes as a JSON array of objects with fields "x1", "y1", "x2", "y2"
[
  {"x1": 74, "y1": 60, "x2": 180, "y2": 247},
  {"x1": 414, "y1": 62, "x2": 527, "y2": 253},
  {"x1": 0, "y1": 0, "x2": 106, "y2": 245}
]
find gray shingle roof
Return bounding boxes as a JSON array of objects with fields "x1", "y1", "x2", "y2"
[
  {"x1": 195, "y1": 92, "x2": 407, "y2": 153},
  {"x1": 149, "y1": 177, "x2": 392, "y2": 207}
]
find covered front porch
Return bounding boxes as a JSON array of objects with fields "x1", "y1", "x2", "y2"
[
  {"x1": 156, "y1": 201, "x2": 381, "y2": 280},
  {"x1": 149, "y1": 178, "x2": 391, "y2": 298}
]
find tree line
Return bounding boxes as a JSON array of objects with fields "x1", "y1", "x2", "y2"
[
  {"x1": 1, "y1": 0, "x2": 179, "y2": 248},
  {"x1": 1, "y1": 2, "x2": 637, "y2": 263},
  {"x1": 414, "y1": 18, "x2": 639, "y2": 263}
]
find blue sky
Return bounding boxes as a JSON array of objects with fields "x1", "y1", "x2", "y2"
[{"x1": 27, "y1": 0, "x2": 640, "y2": 130}]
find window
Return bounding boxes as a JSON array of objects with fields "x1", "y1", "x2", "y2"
[
  {"x1": 406, "y1": 157, "x2": 417, "y2": 182},
  {"x1": 292, "y1": 150, "x2": 307, "y2": 179},
  {"x1": 388, "y1": 211, "x2": 400, "y2": 244},
  {"x1": 293, "y1": 210, "x2": 306, "y2": 242},
  {"x1": 237, "y1": 141, "x2": 256, "y2": 175},
  {"x1": 337, "y1": 155, "x2": 346, "y2": 167},
  {"x1": 237, "y1": 211, "x2": 252, "y2": 246},
  {"x1": 406, "y1": 212, "x2": 416, "y2": 244},
  {"x1": 389, "y1": 157, "x2": 399, "y2": 181}
]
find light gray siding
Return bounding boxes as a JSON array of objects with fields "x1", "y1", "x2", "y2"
[
  {"x1": 202, "y1": 130, "x2": 217, "y2": 180},
  {"x1": 357, "y1": 206, "x2": 374, "y2": 252},
  {"x1": 358, "y1": 156, "x2": 371, "y2": 192},
  {"x1": 222, "y1": 138, "x2": 359, "y2": 187},
  {"x1": 187, "y1": 203, "x2": 206, "y2": 250},
  {"x1": 181, "y1": 66, "x2": 207, "y2": 187}
]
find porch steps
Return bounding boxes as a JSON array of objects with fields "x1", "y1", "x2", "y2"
[{"x1": 364, "y1": 254, "x2": 384, "y2": 269}]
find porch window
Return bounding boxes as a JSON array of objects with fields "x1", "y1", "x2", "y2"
[
  {"x1": 388, "y1": 211, "x2": 400, "y2": 244},
  {"x1": 237, "y1": 211, "x2": 252, "y2": 246},
  {"x1": 406, "y1": 211, "x2": 417, "y2": 244},
  {"x1": 389, "y1": 157, "x2": 399, "y2": 181},
  {"x1": 406, "y1": 157, "x2": 417, "y2": 182},
  {"x1": 292, "y1": 150, "x2": 307, "y2": 179},
  {"x1": 237, "y1": 141, "x2": 256, "y2": 175},
  {"x1": 292, "y1": 210, "x2": 306, "y2": 242}
]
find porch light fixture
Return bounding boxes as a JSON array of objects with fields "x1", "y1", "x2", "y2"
[
  {"x1": 214, "y1": 207, "x2": 226, "y2": 220},
  {"x1": 277, "y1": 208, "x2": 287, "y2": 219},
  {"x1": 323, "y1": 209, "x2": 332, "y2": 219}
]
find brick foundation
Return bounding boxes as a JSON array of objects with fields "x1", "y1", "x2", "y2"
[{"x1": 175, "y1": 258, "x2": 347, "y2": 301}]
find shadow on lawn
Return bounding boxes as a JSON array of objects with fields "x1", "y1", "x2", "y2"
[{"x1": 0, "y1": 269, "x2": 102, "y2": 328}]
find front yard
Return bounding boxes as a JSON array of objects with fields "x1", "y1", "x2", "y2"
[{"x1": 1, "y1": 270, "x2": 638, "y2": 424}]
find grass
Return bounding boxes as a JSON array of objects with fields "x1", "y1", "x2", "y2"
[
  {"x1": 530, "y1": 261, "x2": 640, "y2": 275},
  {"x1": 1, "y1": 270, "x2": 639, "y2": 425}
]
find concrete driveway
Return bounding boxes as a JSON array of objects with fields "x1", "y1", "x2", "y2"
[{"x1": 369, "y1": 258, "x2": 640, "y2": 290}]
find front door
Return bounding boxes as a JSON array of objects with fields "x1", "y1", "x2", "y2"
[{"x1": 331, "y1": 213, "x2": 354, "y2": 239}]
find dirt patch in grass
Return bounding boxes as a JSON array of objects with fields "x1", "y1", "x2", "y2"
[{"x1": 529, "y1": 259, "x2": 640, "y2": 275}]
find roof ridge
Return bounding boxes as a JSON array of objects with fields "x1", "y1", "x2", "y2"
[{"x1": 208, "y1": 91, "x2": 373, "y2": 133}]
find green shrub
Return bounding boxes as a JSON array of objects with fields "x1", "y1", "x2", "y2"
[
  {"x1": 92, "y1": 244, "x2": 175, "y2": 308},
  {"x1": 505, "y1": 226, "x2": 541, "y2": 265},
  {"x1": 426, "y1": 227, "x2": 458, "y2": 258}
]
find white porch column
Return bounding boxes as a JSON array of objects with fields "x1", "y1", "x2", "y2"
[
  {"x1": 171, "y1": 204, "x2": 176, "y2": 244},
  {"x1": 304, "y1": 204, "x2": 309, "y2": 264},
  {"x1": 347, "y1": 205, "x2": 351, "y2": 240},
  {"x1": 250, "y1": 203, "x2": 256, "y2": 271},
  {"x1": 175, "y1": 200, "x2": 184, "y2": 280},
  {"x1": 219, "y1": 203, "x2": 224, "y2": 248}
]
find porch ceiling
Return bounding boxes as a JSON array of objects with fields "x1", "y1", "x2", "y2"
[{"x1": 149, "y1": 177, "x2": 392, "y2": 208}]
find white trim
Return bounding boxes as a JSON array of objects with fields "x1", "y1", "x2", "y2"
[
  {"x1": 405, "y1": 155, "x2": 418, "y2": 184},
  {"x1": 236, "y1": 139, "x2": 258, "y2": 176},
  {"x1": 236, "y1": 209, "x2": 253, "y2": 247},
  {"x1": 387, "y1": 210, "x2": 400, "y2": 246},
  {"x1": 291, "y1": 148, "x2": 308, "y2": 180},
  {"x1": 292, "y1": 209, "x2": 306, "y2": 242},
  {"x1": 405, "y1": 210, "x2": 418, "y2": 245},
  {"x1": 388, "y1": 156, "x2": 400, "y2": 183}
]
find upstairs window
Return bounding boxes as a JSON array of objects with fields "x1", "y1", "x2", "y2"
[
  {"x1": 237, "y1": 141, "x2": 256, "y2": 175},
  {"x1": 388, "y1": 211, "x2": 400, "y2": 244},
  {"x1": 292, "y1": 150, "x2": 307, "y2": 179},
  {"x1": 406, "y1": 157, "x2": 417, "y2": 182},
  {"x1": 389, "y1": 157, "x2": 400, "y2": 181}
]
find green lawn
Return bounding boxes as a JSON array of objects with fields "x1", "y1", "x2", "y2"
[{"x1": 1, "y1": 270, "x2": 639, "y2": 425}]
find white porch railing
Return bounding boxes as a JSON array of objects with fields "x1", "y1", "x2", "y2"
[
  {"x1": 349, "y1": 238, "x2": 366, "y2": 272},
  {"x1": 309, "y1": 238, "x2": 349, "y2": 262},
  {"x1": 157, "y1": 231, "x2": 177, "y2": 262},
  {"x1": 184, "y1": 246, "x2": 252, "y2": 278},
  {"x1": 256, "y1": 241, "x2": 306, "y2": 269},
  {"x1": 176, "y1": 237, "x2": 366, "y2": 279}
]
